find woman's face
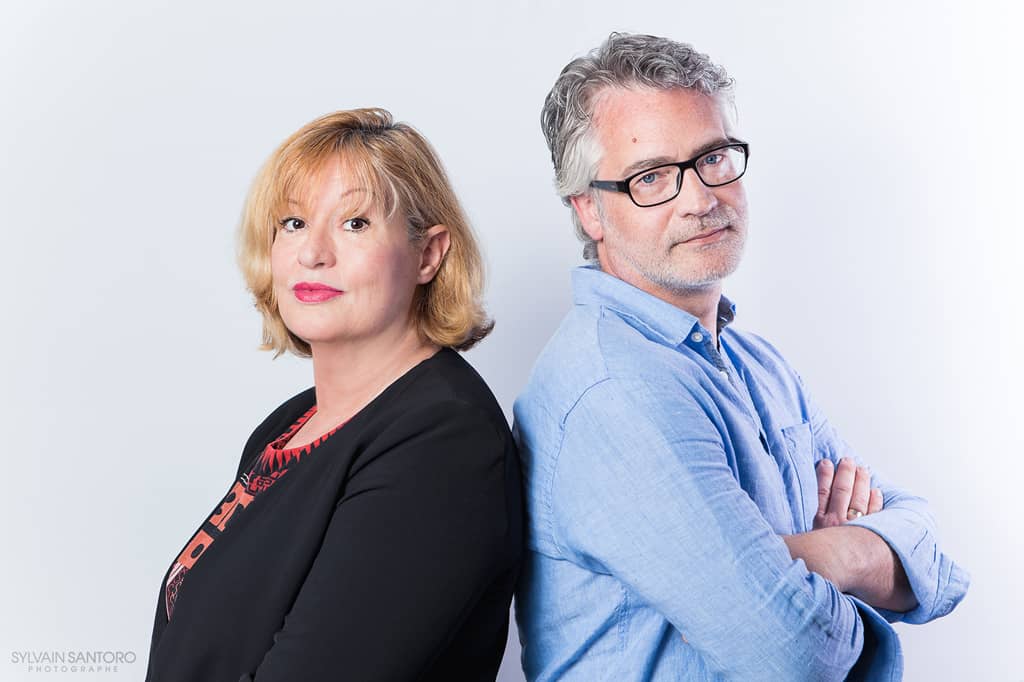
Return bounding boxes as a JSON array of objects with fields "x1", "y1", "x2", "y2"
[{"x1": 270, "y1": 157, "x2": 423, "y2": 354}]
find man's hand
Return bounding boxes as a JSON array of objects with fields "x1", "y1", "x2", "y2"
[
  {"x1": 783, "y1": 458, "x2": 918, "y2": 612},
  {"x1": 813, "y1": 458, "x2": 883, "y2": 529}
]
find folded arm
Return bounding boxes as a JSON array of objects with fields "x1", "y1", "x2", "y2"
[
  {"x1": 802, "y1": 385, "x2": 969, "y2": 624},
  {"x1": 784, "y1": 525, "x2": 915, "y2": 612},
  {"x1": 551, "y1": 377, "x2": 889, "y2": 680},
  {"x1": 783, "y1": 457, "x2": 916, "y2": 612}
]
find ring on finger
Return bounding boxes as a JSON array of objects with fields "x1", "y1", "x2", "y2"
[{"x1": 846, "y1": 508, "x2": 865, "y2": 521}]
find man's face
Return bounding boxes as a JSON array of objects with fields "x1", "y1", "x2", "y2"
[{"x1": 575, "y1": 86, "x2": 749, "y2": 300}]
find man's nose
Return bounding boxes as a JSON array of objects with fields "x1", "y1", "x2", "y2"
[
  {"x1": 673, "y1": 169, "x2": 718, "y2": 217},
  {"x1": 297, "y1": 224, "x2": 336, "y2": 269}
]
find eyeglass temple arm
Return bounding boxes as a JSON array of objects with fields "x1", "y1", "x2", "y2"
[{"x1": 589, "y1": 179, "x2": 631, "y2": 192}]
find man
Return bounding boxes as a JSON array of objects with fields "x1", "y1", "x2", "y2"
[{"x1": 513, "y1": 33, "x2": 968, "y2": 680}]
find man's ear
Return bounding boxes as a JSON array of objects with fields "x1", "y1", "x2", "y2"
[
  {"x1": 570, "y1": 193, "x2": 604, "y2": 242},
  {"x1": 417, "y1": 225, "x2": 451, "y2": 284}
]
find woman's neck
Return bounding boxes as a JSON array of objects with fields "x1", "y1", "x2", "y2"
[{"x1": 308, "y1": 326, "x2": 440, "y2": 425}]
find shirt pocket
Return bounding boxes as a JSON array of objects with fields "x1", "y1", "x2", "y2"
[{"x1": 779, "y1": 421, "x2": 818, "y2": 532}]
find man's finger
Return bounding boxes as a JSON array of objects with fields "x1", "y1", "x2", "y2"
[
  {"x1": 826, "y1": 458, "x2": 857, "y2": 519},
  {"x1": 848, "y1": 466, "x2": 871, "y2": 519},
  {"x1": 815, "y1": 459, "x2": 834, "y2": 517},
  {"x1": 868, "y1": 487, "x2": 884, "y2": 514}
]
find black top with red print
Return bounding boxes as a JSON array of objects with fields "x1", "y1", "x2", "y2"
[
  {"x1": 145, "y1": 349, "x2": 523, "y2": 682},
  {"x1": 164, "y1": 406, "x2": 344, "y2": 619}
]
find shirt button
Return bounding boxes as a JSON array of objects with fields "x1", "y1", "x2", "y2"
[
  {"x1": 690, "y1": 332, "x2": 703, "y2": 343},
  {"x1": 719, "y1": 369, "x2": 729, "y2": 379}
]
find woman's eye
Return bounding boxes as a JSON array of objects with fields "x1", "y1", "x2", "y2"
[
  {"x1": 344, "y1": 217, "x2": 369, "y2": 232},
  {"x1": 279, "y1": 217, "x2": 305, "y2": 232}
]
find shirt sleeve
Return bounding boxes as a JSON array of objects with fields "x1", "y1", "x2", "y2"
[
  {"x1": 242, "y1": 399, "x2": 516, "y2": 682},
  {"x1": 549, "y1": 375, "x2": 890, "y2": 680},
  {"x1": 803, "y1": 380, "x2": 970, "y2": 625}
]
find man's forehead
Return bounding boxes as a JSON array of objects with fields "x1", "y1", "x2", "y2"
[{"x1": 591, "y1": 86, "x2": 733, "y2": 169}]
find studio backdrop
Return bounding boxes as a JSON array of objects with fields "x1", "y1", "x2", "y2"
[{"x1": 0, "y1": 1, "x2": 1019, "y2": 681}]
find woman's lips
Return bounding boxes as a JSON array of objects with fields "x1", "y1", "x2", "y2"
[{"x1": 293, "y1": 283, "x2": 343, "y2": 303}]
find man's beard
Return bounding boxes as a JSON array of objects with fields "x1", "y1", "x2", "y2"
[{"x1": 603, "y1": 203, "x2": 747, "y2": 294}]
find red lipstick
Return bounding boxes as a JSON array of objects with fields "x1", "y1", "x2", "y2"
[{"x1": 293, "y1": 282, "x2": 343, "y2": 303}]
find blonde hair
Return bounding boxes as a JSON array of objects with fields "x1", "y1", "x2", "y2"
[{"x1": 237, "y1": 108, "x2": 493, "y2": 357}]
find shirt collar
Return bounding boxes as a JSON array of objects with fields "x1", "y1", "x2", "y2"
[{"x1": 571, "y1": 264, "x2": 736, "y2": 347}]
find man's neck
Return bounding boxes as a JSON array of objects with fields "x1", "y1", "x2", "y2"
[
  {"x1": 596, "y1": 259, "x2": 724, "y2": 345},
  {"x1": 659, "y1": 283, "x2": 723, "y2": 346}
]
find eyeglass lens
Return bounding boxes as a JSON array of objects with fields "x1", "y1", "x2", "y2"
[{"x1": 628, "y1": 146, "x2": 746, "y2": 206}]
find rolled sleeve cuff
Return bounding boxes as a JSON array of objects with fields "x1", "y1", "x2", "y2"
[{"x1": 848, "y1": 510, "x2": 970, "y2": 625}]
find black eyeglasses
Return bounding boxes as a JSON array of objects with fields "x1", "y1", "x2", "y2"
[{"x1": 590, "y1": 142, "x2": 750, "y2": 208}]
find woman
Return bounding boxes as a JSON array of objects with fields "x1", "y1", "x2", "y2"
[{"x1": 145, "y1": 109, "x2": 523, "y2": 681}]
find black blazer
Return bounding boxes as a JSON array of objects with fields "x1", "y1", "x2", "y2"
[{"x1": 145, "y1": 349, "x2": 523, "y2": 681}]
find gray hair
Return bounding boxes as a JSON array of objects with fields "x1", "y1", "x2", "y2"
[{"x1": 541, "y1": 32, "x2": 736, "y2": 260}]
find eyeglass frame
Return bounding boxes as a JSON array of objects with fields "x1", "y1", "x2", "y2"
[{"x1": 589, "y1": 141, "x2": 750, "y2": 208}]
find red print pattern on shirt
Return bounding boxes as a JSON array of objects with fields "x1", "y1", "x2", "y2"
[{"x1": 164, "y1": 406, "x2": 345, "y2": 619}]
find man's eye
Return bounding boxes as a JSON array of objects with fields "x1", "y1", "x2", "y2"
[
  {"x1": 279, "y1": 217, "x2": 305, "y2": 232},
  {"x1": 344, "y1": 217, "x2": 370, "y2": 232},
  {"x1": 633, "y1": 168, "x2": 672, "y2": 189},
  {"x1": 702, "y1": 153, "x2": 722, "y2": 166}
]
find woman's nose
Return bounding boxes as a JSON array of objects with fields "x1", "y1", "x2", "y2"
[{"x1": 296, "y1": 224, "x2": 336, "y2": 269}]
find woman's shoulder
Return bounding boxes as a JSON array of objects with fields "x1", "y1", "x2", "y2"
[
  {"x1": 402, "y1": 347, "x2": 498, "y2": 400},
  {"x1": 236, "y1": 349, "x2": 508, "y2": 472},
  {"x1": 379, "y1": 348, "x2": 508, "y2": 432}
]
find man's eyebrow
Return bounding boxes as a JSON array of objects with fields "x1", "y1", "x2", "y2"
[
  {"x1": 690, "y1": 137, "x2": 741, "y2": 158},
  {"x1": 618, "y1": 137, "x2": 742, "y2": 178},
  {"x1": 620, "y1": 155, "x2": 678, "y2": 178}
]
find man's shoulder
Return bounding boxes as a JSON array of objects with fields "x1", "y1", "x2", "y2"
[
  {"x1": 722, "y1": 327, "x2": 805, "y2": 385},
  {"x1": 515, "y1": 303, "x2": 705, "y2": 422},
  {"x1": 518, "y1": 311, "x2": 807, "y2": 424},
  {"x1": 722, "y1": 326, "x2": 786, "y2": 360}
]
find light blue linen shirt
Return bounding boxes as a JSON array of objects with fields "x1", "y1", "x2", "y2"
[{"x1": 513, "y1": 265, "x2": 968, "y2": 681}]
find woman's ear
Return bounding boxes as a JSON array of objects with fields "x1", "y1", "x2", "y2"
[{"x1": 417, "y1": 225, "x2": 451, "y2": 284}]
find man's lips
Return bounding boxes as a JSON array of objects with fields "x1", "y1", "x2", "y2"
[
  {"x1": 681, "y1": 226, "x2": 730, "y2": 245},
  {"x1": 293, "y1": 282, "x2": 343, "y2": 302}
]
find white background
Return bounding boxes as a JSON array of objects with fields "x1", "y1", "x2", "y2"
[{"x1": 1, "y1": 1, "x2": 1020, "y2": 680}]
